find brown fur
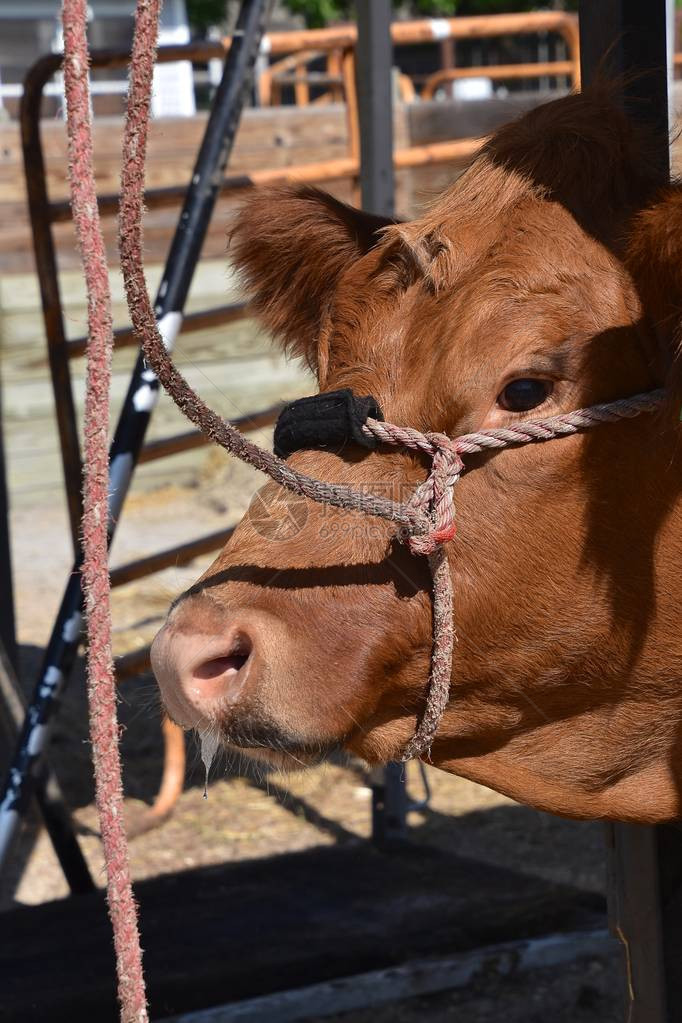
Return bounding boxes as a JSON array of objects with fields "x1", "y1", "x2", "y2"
[{"x1": 153, "y1": 89, "x2": 682, "y2": 823}]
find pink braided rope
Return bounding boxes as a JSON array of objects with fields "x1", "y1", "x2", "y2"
[
  {"x1": 446, "y1": 390, "x2": 666, "y2": 454},
  {"x1": 363, "y1": 388, "x2": 665, "y2": 457},
  {"x1": 62, "y1": 3, "x2": 148, "y2": 1021},
  {"x1": 117, "y1": 3, "x2": 665, "y2": 764}
]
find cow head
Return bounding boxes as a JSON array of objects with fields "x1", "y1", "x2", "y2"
[{"x1": 152, "y1": 89, "x2": 682, "y2": 822}]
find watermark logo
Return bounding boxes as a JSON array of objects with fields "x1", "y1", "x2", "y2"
[
  {"x1": 246, "y1": 488, "x2": 309, "y2": 542},
  {"x1": 244, "y1": 479, "x2": 443, "y2": 545}
]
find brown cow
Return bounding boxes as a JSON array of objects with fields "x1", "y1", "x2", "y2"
[{"x1": 151, "y1": 88, "x2": 682, "y2": 823}]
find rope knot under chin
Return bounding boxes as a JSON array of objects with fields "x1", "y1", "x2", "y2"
[{"x1": 405, "y1": 433, "x2": 463, "y2": 557}]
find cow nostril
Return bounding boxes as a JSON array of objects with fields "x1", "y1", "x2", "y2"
[
  {"x1": 193, "y1": 633, "x2": 252, "y2": 683},
  {"x1": 195, "y1": 652, "x2": 248, "y2": 680}
]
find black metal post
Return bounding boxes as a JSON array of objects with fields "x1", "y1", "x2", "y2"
[
  {"x1": 0, "y1": 0, "x2": 268, "y2": 875},
  {"x1": 0, "y1": 376, "x2": 16, "y2": 673},
  {"x1": 355, "y1": 0, "x2": 395, "y2": 218},
  {"x1": 355, "y1": 0, "x2": 408, "y2": 845},
  {"x1": 579, "y1": 0, "x2": 670, "y2": 178},
  {"x1": 580, "y1": 3, "x2": 676, "y2": 1021},
  {"x1": 0, "y1": 352, "x2": 93, "y2": 893},
  {"x1": 0, "y1": 638, "x2": 95, "y2": 894}
]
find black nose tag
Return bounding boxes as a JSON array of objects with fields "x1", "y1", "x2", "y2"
[{"x1": 274, "y1": 388, "x2": 384, "y2": 459}]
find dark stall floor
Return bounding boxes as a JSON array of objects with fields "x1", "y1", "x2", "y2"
[{"x1": 1, "y1": 841, "x2": 606, "y2": 1023}]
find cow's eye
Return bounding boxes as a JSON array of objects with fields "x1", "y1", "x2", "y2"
[{"x1": 497, "y1": 378, "x2": 552, "y2": 413}]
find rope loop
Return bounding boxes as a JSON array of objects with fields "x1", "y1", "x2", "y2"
[
  {"x1": 362, "y1": 420, "x2": 464, "y2": 557},
  {"x1": 404, "y1": 433, "x2": 463, "y2": 556}
]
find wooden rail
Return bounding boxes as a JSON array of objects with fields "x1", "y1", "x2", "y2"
[
  {"x1": 252, "y1": 12, "x2": 580, "y2": 107},
  {"x1": 226, "y1": 11, "x2": 580, "y2": 60},
  {"x1": 422, "y1": 61, "x2": 575, "y2": 100},
  {"x1": 231, "y1": 11, "x2": 579, "y2": 212},
  {"x1": 248, "y1": 11, "x2": 580, "y2": 112},
  {"x1": 46, "y1": 136, "x2": 483, "y2": 224}
]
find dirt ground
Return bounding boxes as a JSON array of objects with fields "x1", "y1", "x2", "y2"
[{"x1": 1, "y1": 268, "x2": 625, "y2": 1021}]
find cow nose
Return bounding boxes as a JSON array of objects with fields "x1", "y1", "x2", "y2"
[{"x1": 150, "y1": 616, "x2": 257, "y2": 729}]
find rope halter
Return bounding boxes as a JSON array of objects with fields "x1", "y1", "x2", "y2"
[
  {"x1": 270, "y1": 385, "x2": 666, "y2": 761},
  {"x1": 131, "y1": 315, "x2": 667, "y2": 761}
]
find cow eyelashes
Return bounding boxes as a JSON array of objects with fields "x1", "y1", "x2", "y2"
[{"x1": 497, "y1": 378, "x2": 553, "y2": 413}]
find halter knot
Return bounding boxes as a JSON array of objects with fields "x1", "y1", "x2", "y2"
[{"x1": 404, "y1": 433, "x2": 464, "y2": 556}]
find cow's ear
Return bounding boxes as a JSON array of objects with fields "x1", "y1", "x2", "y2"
[
  {"x1": 626, "y1": 186, "x2": 682, "y2": 391},
  {"x1": 229, "y1": 186, "x2": 393, "y2": 374}
]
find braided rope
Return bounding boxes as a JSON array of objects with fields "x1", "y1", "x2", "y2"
[
  {"x1": 118, "y1": 2, "x2": 666, "y2": 767},
  {"x1": 449, "y1": 390, "x2": 665, "y2": 454},
  {"x1": 118, "y1": 2, "x2": 427, "y2": 536},
  {"x1": 363, "y1": 389, "x2": 665, "y2": 457},
  {"x1": 62, "y1": 2, "x2": 148, "y2": 1021}
]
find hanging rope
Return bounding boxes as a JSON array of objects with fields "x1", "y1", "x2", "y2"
[{"x1": 62, "y1": 2, "x2": 148, "y2": 1021}]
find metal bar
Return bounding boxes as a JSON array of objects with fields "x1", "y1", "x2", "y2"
[
  {"x1": 0, "y1": 0, "x2": 269, "y2": 876},
  {"x1": 369, "y1": 762, "x2": 409, "y2": 847},
  {"x1": 16, "y1": 13, "x2": 580, "y2": 141},
  {"x1": 138, "y1": 402, "x2": 282, "y2": 465},
  {"x1": 355, "y1": 0, "x2": 395, "y2": 218},
  {"x1": 115, "y1": 646, "x2": 152, "y2": 680},
  {"x1": 33, "y1": 769, "x2": 95, "y2": 895},
  {"x1": 0, "y1": 329, "x2": 90, "y2": 892},
  {"x1": 422, "y1": 60, "x2": 575, "y2": 99},
  {"x1": 110, "y1": 528, "x2": 234, "y2": 589},
  {"x1": 224, "y1": 11, "x2": 580, "y2": 55},
  {"x1": 0, "y1": 370, "x2": 16, "y2": 671},
  {"x1": 67, "y1": 303, "x2": 250, "y2": 359},
  {"x1": 0, "y1": 640, "x2": 94, "y2": 894},
  {"x1": 20, "y1": 59, "x2": 84, "y2": 551},
  {"x1": 355, "y1": 0, "x2": 408, "y2": 845},
  {"x1": 18, "y1": 42, "x2": 226, "y2": 551},
  {"x1": 23, "y1": 42, "x2": 226, "y2": 94},
  {"x1": 579, "y1": 0, "x2": 670, "y2": 178}
]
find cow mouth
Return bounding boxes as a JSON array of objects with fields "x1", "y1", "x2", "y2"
[{"x1": 217, "y1": 716, "x2": 339, "y2": 767}]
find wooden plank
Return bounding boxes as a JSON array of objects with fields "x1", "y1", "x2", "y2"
[
  {"x1": 158, "y1": 928, "x2": 612, "y2": 1023},
  {"x1": 4, "y1": 93, "x2": 620, "y2": 274},
  {"x1": 605, "y1": 823, "x2": 668, "y2": 1022},
  {"x1": 0, "y1": 105, "x2": 351, "y2": 204}
]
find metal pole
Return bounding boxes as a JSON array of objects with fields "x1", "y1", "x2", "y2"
[
  {"x1": 0, "y1": 0, "x2": 268, "y2": 875},
  {"x1": 579, "y1": 0, "x2": 670, "y2": 178},
  {"x1": 579, "y1": 3, "x2": 675, "y2": 1020},
  {"x1": 0, "y1": 358, "x2": 93, "y2": 892},
  {"x1": 355, "y1": 0, "x2": 408, "y2": 845},
  {"x1": 0, "y1": 638, "x2": 95, "y2": 894},
  {"x1": 355, "y1": 0, "x2": 395, "y2": 217},
  {"x1": 0, "y1": 375, "x2": 16, "y2": 673}
]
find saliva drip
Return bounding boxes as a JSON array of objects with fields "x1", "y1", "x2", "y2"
[{"x1": 200, "y1": 730, "x2": 219, "y2": 799}]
